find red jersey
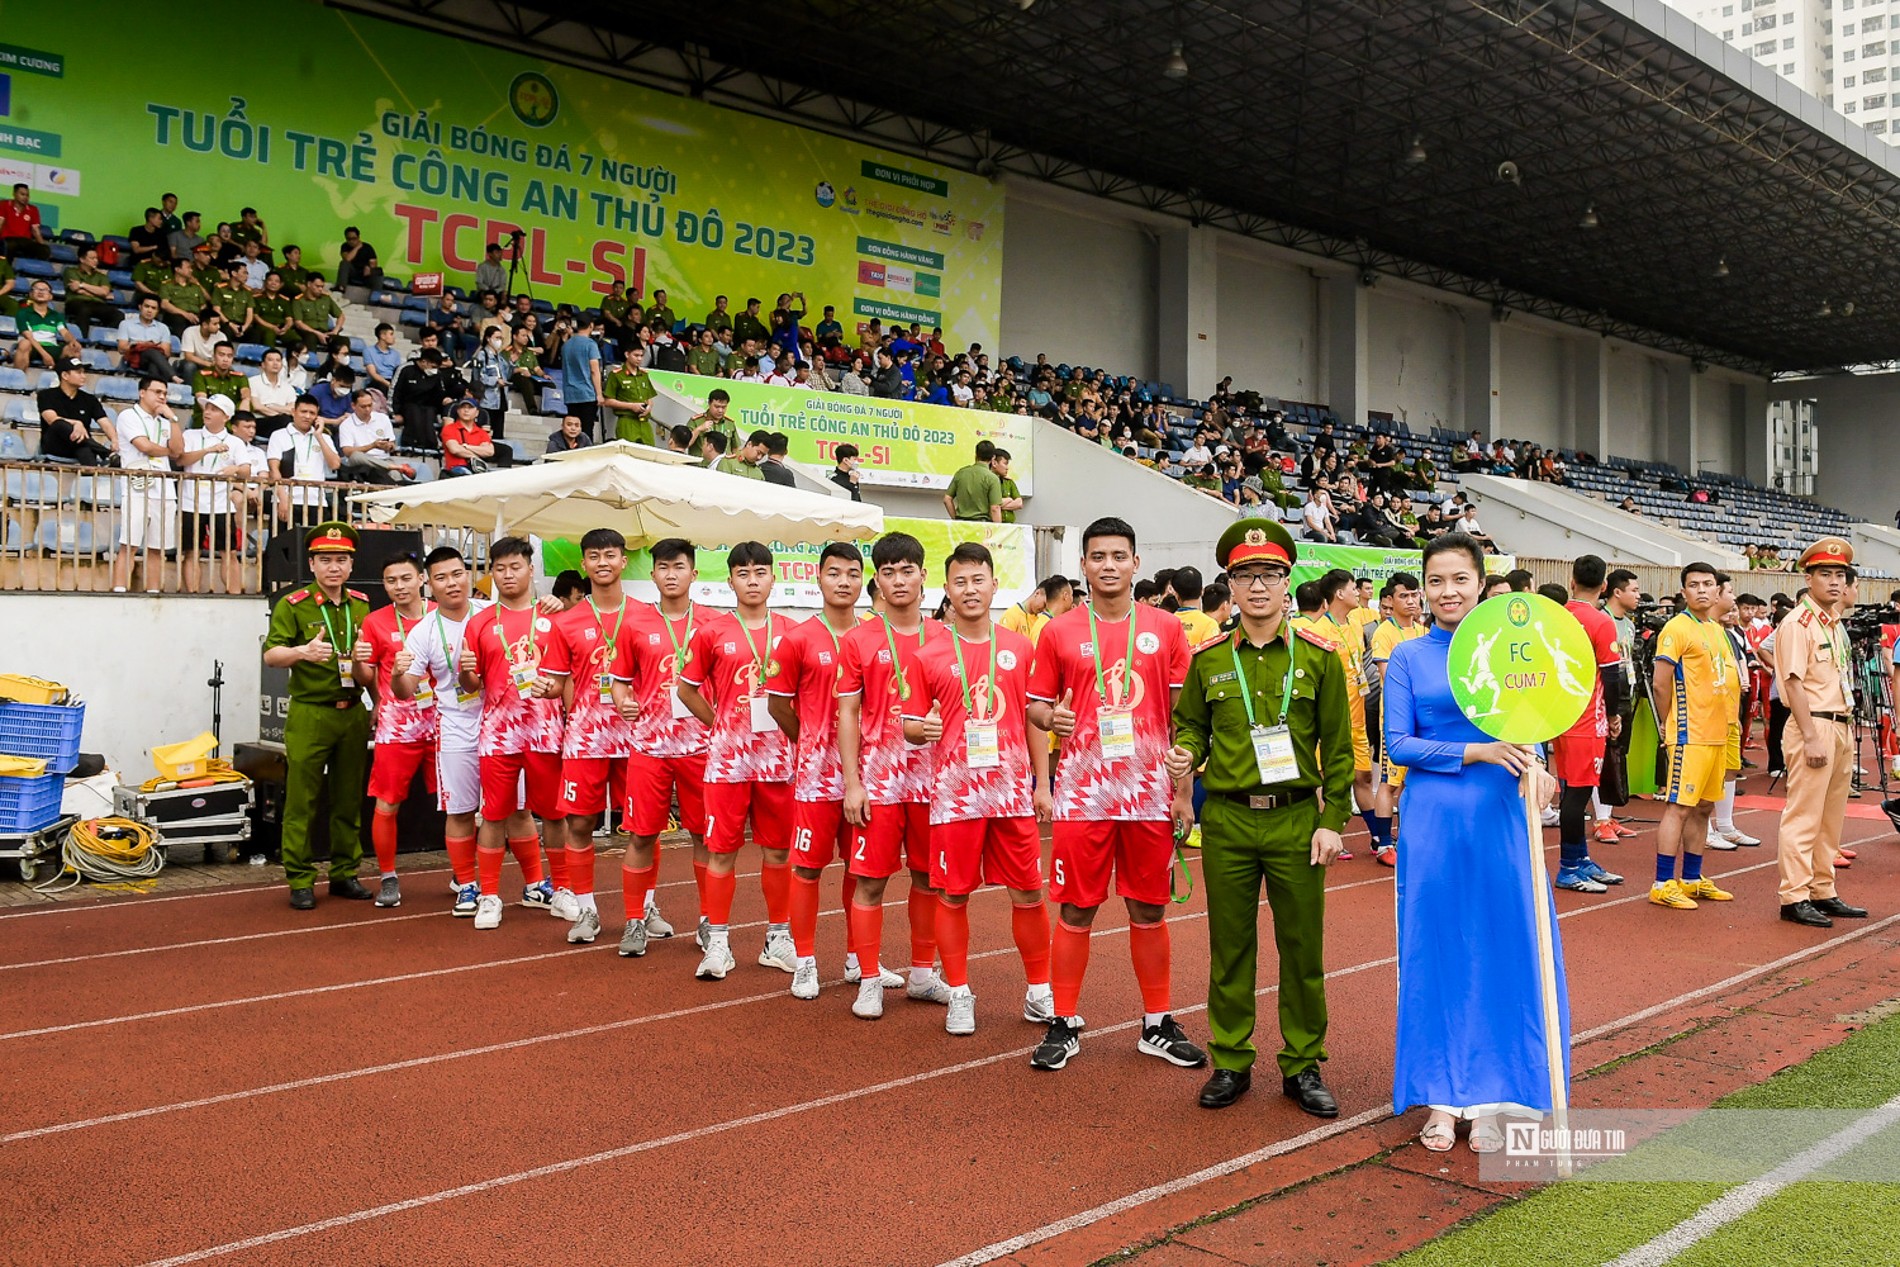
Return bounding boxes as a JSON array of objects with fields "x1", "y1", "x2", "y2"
[
  {"x1": 359, "y1": 602, "x2": 437, "y2": 745},
  {"x1": 1027, "y1": 604, "x2": 1188, "y2": 822},
  {"x1": 0, "y1": 201, "x2": 41, "y2": 241},
  {"x1": 901, "y1": 625, "x2": 1038, "y2": 824},
  {"x1": 610, "y1": 603, "x2": 711, "y2": 759},
  {"x1": 540, "y1": 598, "x2": 643, "y2": 759},
  {"x1": 681, "y1": 611, "x2": 795, "y2": 783},
  {"x1": 766, "y1": 614, "x2": 855, "y2": 801},
  {"x1": 463, "y1": 603, "x2": 564, "y2": 756},
  {"x1": 835, "y1": 615, "x2": 945, "y2": 805},
  {"x1": 1563, "y1": 600, "x2": 1621, "y2": 743}
]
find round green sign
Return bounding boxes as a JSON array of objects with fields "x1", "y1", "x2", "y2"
[
  {"x1": 509, "y1": 72, "x2": 560, "y2": 128},
  {"x1": 1447, "y1": 592, "x2": 1595, "y2": 744}
]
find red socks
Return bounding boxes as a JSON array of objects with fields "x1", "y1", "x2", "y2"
[
  {"x1": 476, "y1": 844, "x2": 504, "y2": 896},
  {"x1": 1129, "y1": 920, "x2": 1172, "y2": 1014},
  {"x1": 705, "y1": 868, "x2": 737, "y2": 926},
  {"x1": 840, "y1": 871, "x2": 858, "y2": 956},
  {"x1": 760, "y1": 861, "x2": 791, "y2": 925},
  {"x1": 446, "y1": 835, "x2": 477, "y2": 888},
  {"x1": 937, "y1": 901, "x2": 970, "y2": 987},
  {"x1": 507, "y1": 836, "x2": 544, "y2": 886},
  {"x1": 908, "y1": 886, "x2": 938, "y2": 969},
  {"x1": 1011, "y1": 900, "x2": 1052, "y2": 987},
  {"x1": 693, "y1": 858, "x2": 710, "y2": 917},
  {"x1": 1051, "y1": 920, "x2": 1092, "y2": 1018},
  {"x1": 566, "y1": 831, "x2": 595, "y2": 897},
  {"x1": 790, "y1": 872, "x2": 821, "y2": 958},
  {"x1": 624, "y1": 864, "x2": 657, "y2": 923},
  {"x1": 543, "y1": 836, "x2": 569, "y2": 891},
  {"x1": 371, "y1": 807, "x2": 399, "y2": 874},
  {"x1": 849, "y1": 900, "x2": 884, "y2": 979}
]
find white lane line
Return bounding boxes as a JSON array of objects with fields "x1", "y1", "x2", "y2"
[
  {"x1": 1601, "y1": 1090, "x2": 1900, "y2": 1267},
  {"x1": 0, "y1": 870, "x2": 738, "y2": 972}
]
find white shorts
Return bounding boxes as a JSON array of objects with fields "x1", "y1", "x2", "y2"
[
  {"x1": 435, "y1": 747, "x2": 481, "y2": 815},
  {"x1": 119, "y1": 483, "x2": 179, "y2": 550}
]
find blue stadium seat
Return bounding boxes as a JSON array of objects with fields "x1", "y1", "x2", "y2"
[
  {"x1": 0, "y1": 316, "x2": 15, "y2": 337},
  {"x1": 87, "y1": 325, "x2": 119, "y2": 348},
  {"x1": 0, "y1": 367, "x2": 26, "y2": 391},
  {"x1": 79, "y1": 475, "x2": 120, "y2": 507},
  {"x1": 46, "y1": 242, "x2": 78, "y2": 265},
  {"x1": 106, "y1": 269, "x2": 134, "y2": 288},
  {"x1": 398, "y1": 310, "x2": 426, "y2": 328},
  {"x1": 0, "y1": 515, "x2": 25, "y2": 554},
  {"x1": 34, "y1": 515, "x2": 100, "y2": 557},
  {"x1": 29, "y1": 370, "x2": 55, "y2": 392},
  {"x1": 95, "y1": 376, "x2": 139, "y2": 401},
  {"x1": 381, "y1": 277, "x2": 410, "y2": 293},
  {"x1": 4, "y1": 467, "x2": 43, "y2": 501},
  {"x1": 236, "y1": 342, "x2": 267, "y2": 365},
  {"x1": 0, "y1": 424, "x2": 30, "y2": 454},
  {"x1": 13, "y1": 258, "x2": 58, "y2": 279},
  {"x1": 530, "y1": 299, "x2": 555, "y2": 315},
  {"x1": 81, "y1": 348, "x2": 113, "y2": 372},
  {"x1": 166, "y1": 383, "x2": 195, "y2": 406},
  {"x1": 401, "y1": 295, "x2": 431, "y2": 312}
]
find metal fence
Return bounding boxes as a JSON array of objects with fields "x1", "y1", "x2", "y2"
[{"x1": 0, "y1": 461, "x2": 481, "y2": 594}]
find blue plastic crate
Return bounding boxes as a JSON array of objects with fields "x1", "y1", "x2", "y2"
[
  {"x1": 0, "y1": 700, "x2": 85, "y2": 773},
  {"x1": 0, "y1": 772, "x2": 62, "y2": 833}
]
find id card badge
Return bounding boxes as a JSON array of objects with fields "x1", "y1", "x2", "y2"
[
  {"x1": 336, "y1": 655, "x2": 353, "y2": 687},
  {"x1": 512, "y1": 662, "x2": 539, "y2": 698},
  {"x1": 1251, "y1": 725, "x2": 1298, "y2": 785},
  {"x1": 749, "y1": 694, "x2": 775, "y2": 733},
  {"x1": 596, "y1": 672, "x2": 614, "y2": 704},
  {"x1": 1099, "y1": 710, "x2": 1136, "y2": 762},
  {"x1": 965, "y1": 718, "x2": 1000, "y2": 769},
  {"x1": 455, "y1": 688, "x2": 481, "y2": 706},
  {"x1": 414, "y1": 681, "x2": 436, "y2": 710}
]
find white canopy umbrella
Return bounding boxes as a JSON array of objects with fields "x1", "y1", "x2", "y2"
[{"x1": 348, "y1": 440, "x2": 882, "y2": 546}]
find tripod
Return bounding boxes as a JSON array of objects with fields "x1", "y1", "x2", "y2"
[
  {"x1": 1850, "y1": 638, "x2": 1895, "y2": 799},
  {"x1": 503, "y1": 229, "x2": 531, "y2": 304}
]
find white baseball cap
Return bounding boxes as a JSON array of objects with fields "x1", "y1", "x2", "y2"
[{"x1": 204, "y1": 394, "x2": 236, "y2": 419}]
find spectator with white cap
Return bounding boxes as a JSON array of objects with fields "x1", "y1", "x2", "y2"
[{"x1": 179, "y1": 393, "x2": 246, "y2": 594}]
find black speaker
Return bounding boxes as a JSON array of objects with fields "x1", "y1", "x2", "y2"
[{"x1": 264, "y1": 527, "x2": 426, "y2": 608}]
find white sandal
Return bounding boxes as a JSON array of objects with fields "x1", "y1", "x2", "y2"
[
  {"x1": 1419, "y1": 1117, "x2": 1457, "y2": 1153},
  {"x1": 1469, "y1": 1117, "x2": 1505, "y2": 1154}
]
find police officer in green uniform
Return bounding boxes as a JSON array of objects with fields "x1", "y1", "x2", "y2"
[
  {"x1": 1169, "y1": 518, "x2": 1353, "y2": 1115},
  {"x1": 212, "y1": 261, "x2": 254, "y2": 336},
  {"x1": 262, "y1": 521, "x2": 375, "y2": 910},
  {"x1": 601, "y1": 342, "x2": 659, "y2": 446}
]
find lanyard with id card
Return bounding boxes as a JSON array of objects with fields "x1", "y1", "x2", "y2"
[
  {"x1": 435, "y1": 610, "x2": 480, "y2": 706},
  {"x1": 497, "y1": 606, "x2": 541, "y2": 699},
  {"x1": 954, "y1": 632, "x2": 1000, "y2": 769},
  {"x1": 1231, "y1": 632, "x2": 1300, "y2": 786},
  {"x1": 1089, "y1": 607, "x2": 1140, "y2": 763},
  {"x1": 319, "y1": 599, "x2": 355, "y2": 690},
  {"x1": 663, "y1": 606, "x2": 696, "y2": 718},
  {"x1": 395, "y1": 609, "x2": 434, "y2": 708},
  {"x1": 737, "y1": 614, "x2": 778, "y2": 733},
  {"x1": 588, "y1": 597, "x2": 627, "y2": 704}
]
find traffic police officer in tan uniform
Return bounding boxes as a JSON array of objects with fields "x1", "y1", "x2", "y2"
[{"x1": 1774, "y1": 537, "x2": 1866, "y2": 928}]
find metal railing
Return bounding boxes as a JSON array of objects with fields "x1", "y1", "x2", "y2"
[{"x1": 0, "y1": 460, "x2": 481, "y2": 594}]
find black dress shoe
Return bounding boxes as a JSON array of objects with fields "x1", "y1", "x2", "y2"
[
  {"x1": 1281, "y1": 1068, "x2": 1340, "y2": 1118},
  {"x1": 1198, "y1": 1068, "x2": 1252, "y2": 1109},
  {"x1": 329, "y1": 876, "x2": 374, "y2": 901},
  {"x1": 1812, "y1": 896, "x2": 1868, "y2": 919},
  {"x1": 288, "y1": 887, "x2": 317, "y2": 911},
  {"x1": 1780, "y1": 900, "x2": 1832, "y2": 928}
]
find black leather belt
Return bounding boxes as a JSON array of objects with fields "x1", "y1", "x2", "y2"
[
  {"x1": 1210, "y1": 788, "x2": 1316, "y2": 811},
  {"x1": 1811, "y1": 711, "x2": 1851, "y2": 723}
]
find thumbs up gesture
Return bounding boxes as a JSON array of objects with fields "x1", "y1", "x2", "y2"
[
  {"x1": 392, "y1": 647, "x2": 414, "y2": 677},
  {"x1": 303, "y1": 632, "x2": 333, "y2": 664},
  {"x1": 352, "y1": 635, "x2": 373, "y2": 663},
  {"x1": 1050, "y1": 688, "x2": 1077, "y2": 738},
  {"x1": 458, "y1": 644, "x2": 479, "y2": 675},
  {"x1": 920, "y1": 699, "x2": 944, "y2": 743},
  {"x1": 1165, "y1": 743, "x2": 1196, "y2": 782}
]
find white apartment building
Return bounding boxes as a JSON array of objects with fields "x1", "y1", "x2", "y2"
[{"x1": 1672, "y1": 0, "x2": 1900, "y2": 135}]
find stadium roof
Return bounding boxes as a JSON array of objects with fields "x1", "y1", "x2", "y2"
[{"x1": 346, "y1": 0, "x2": 1900, "y2": 376}]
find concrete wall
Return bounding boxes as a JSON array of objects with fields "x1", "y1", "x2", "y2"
[
  {"x1": 1606, "y1": 344, "x2": 1665, "y2": 462},
  {"x1": 7, "y1": 594, "x2": 266, "y2": 777},
  {"x1": 1366, "y1": 292, "x2": 1462, "y2": 431},
  {"x1": 1770, "y1": 370, "x2": 1900, "y2": 523},
  {"x1": 1497, "y1": 326, "x2": 1567, "y2": 447},
  {"x1": 1001, "y1": 191, "x2": 1158, "y2": 378},
  {"x1": 1693, "y1": 375, "x2": 1739, "y2": 478},
  {"x1": 1214, "y1": 249, "x2": 1320, "y2": 401}
]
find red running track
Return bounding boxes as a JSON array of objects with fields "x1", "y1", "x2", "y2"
[{"x1": 0, "y1": 798, "x2": 1894, "y2": 1267}]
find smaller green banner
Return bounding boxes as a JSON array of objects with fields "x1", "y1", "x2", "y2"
[
  {"x1": 1448, "y1": 593, "x2": 1595, "y2": 744},
  {"x1": 0, "y1": 126, "x2": 60, "y2": 157},
  {"x1": 914, "y1": 272, "x2": 942, "y2": 299},
  {"x1": 856, "y1": 236, "x2": 944, "y2": 270},
  {"x1": 0, "y1": 43, "x2": 64, "y2": 78},
  {"x1": 860, "y1": 160, "x2": 949, "y2": 197},
  {"x1": 854, "y1": 297, "x2": 941, "y2": 327}
]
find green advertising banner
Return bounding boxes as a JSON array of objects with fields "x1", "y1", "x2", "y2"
[
  {"x1": 1291, "y1": 541, "x2": 1516, "y2": 590},
  {"x1": 542, "y1": 517, "x2": 1035, "y2": 609},
  {"x1": 3, "y1": 3, "x2": 1003, "y2": 345},
  {"x1": 647, "y1": 373, "x2": 1035, "y2": 493}
]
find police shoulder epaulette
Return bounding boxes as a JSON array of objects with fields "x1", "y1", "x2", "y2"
[
  {"x1": 347, "y1": 589, "x2": 368, "y2": 602},
  {"x1": 1797, "y1": 609, "x2": 1815, "y2": 627},
  {"x1": 1296, "y1": 626, "x2": 1338, "y2": 651},
  {"x1": 284, "y1": 588, "x2": 309, "y2": 604},
  {"x1": 1190, "y1": 634, "x2": 1227, "y2": 656}
]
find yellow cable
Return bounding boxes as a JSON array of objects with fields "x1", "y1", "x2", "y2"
[{"x1": 37, "y1": 817, "x2": 166, "y2": 893}]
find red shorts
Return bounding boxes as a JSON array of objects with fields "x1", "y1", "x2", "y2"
[
  {"x1": 625, "y1": 751, "x2": 708, "y2": 837},
  {"x1": 790, "y1": 798, "x2": 852, "y2": 869},
  {"x1": 1550, "y1": 731, "x2": 1605, "y2": 789},
  {"x1": 558, "y1": 756, "x2": 627, "y2": 818},
  {"x1": 847, "y1": 801, "x2": 931, "y2": 879},
  {"x1": 1051, "y1": 819, "x2": 1173, "y2": 908},
  {"x1": 479, "y1": 750, "x2": 565, "y2": 822},
  {"x1": 703, "y1": 779, "x2": 793, "y2": 854},
  {"x1": 367, "y1": 741, "x2": 434, "y2": 804},
  {"x1": 929, "y1": 816, "x2": 1044, "y2": 897}
]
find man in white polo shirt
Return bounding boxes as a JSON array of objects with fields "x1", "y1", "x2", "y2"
[
  {"x1": 110, "y1": 374, "x2": 184, "y2": 593},
  {"x1": 266, "y1": 394, "x2": 340, "y2": 532},
  {"x1": 337, "y1": 388, "x2": 414, "y2": 485},
  {"x1": 178, "y1": 393, "x2": 246, "y2": 594}
]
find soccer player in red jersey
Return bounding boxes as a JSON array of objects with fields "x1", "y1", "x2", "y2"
[
  {"x1": 838, "y1": 531, "x2": 954, "y2": 1019},
  {"x1": 610, "y1": 537, "x2": 710, "y2": 958},
  {"x1": 351, "y1": 551, "x2": 435, "y2": 909},
  {"x1": 767, "y1": 542, "x2": 902, "y2": 1000},
  {"x1": 902, "y1": 542, "x2": 1055, "y2": 1036},
  {"x1": 1552, "y1": 554, "x2": 1629, "y2": 895},
  {"x1": 536, "y1": 528, "x2": 643, "y2": 945},
  {"x1": 1026, "y1": 516, "x2": 1207, "y2": 1070},
  {"x1": 678, "y1": 540, "x2": 798, "y2": 980},
  {"x1": 458, "y1": 537, "x2": 563, "y2": 929}
]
